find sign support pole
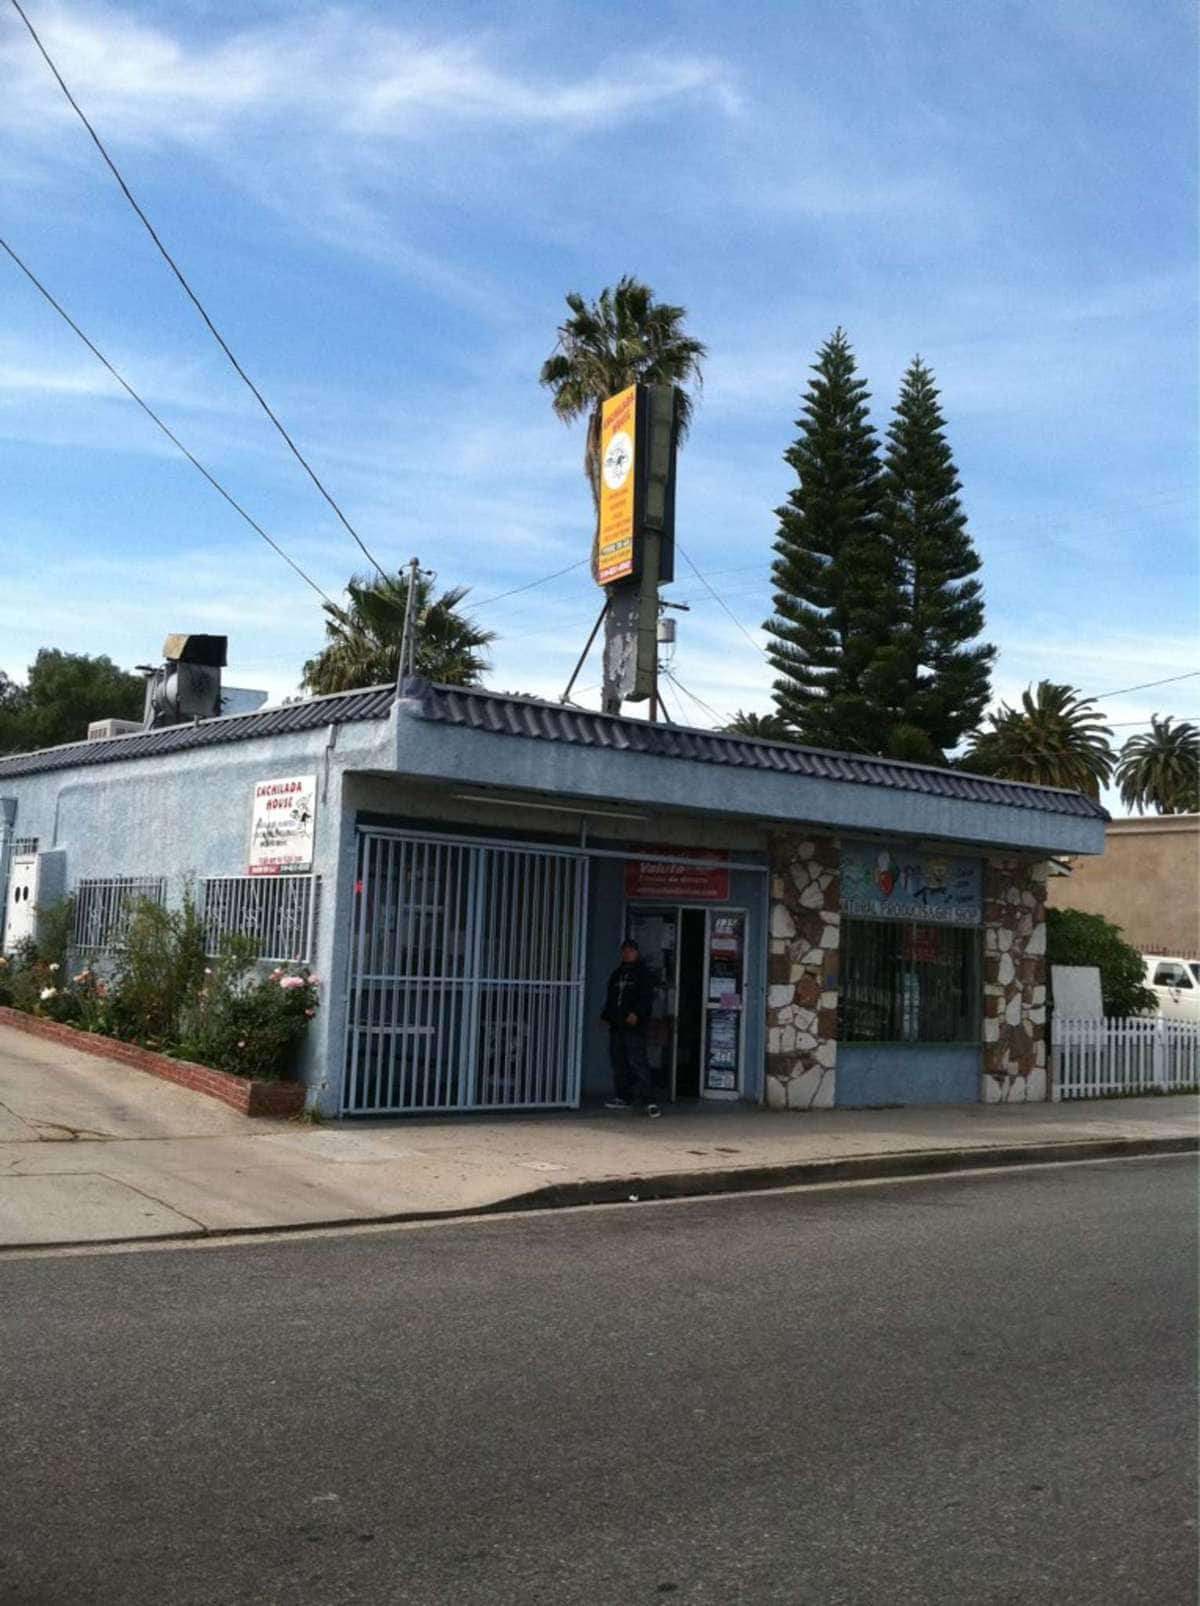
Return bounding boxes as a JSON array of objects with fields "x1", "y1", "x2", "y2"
[{"x1": 559, "y1": 601, "x2": 607, "y2": 706}]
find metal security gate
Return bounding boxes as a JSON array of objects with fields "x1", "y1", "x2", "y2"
[{"x1": 343, "y1": 830, "x2": 588, "y2": 1114}]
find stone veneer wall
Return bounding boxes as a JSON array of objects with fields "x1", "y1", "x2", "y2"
[
  {"x1": 765, "y1": 834, "x2": 839, "y2": 1109},
  {"x1": 982, "y1": 858, "x2": 1050, "y2": 1102}
]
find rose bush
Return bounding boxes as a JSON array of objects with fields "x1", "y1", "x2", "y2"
[{"x1": 2, "y1": 895, "x2": 318, "y2": 1081}]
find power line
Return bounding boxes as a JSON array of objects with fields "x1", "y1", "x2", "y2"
[
  {"x1": 1090, "y1": 671, "x2": 1200, "y2": 700},
  {"x1": 474, "y1": 559, "x2": 589, "y2": 609},
  {"x1": 0, "y1": 236, "x2": 337, "y2": 607},
  {"x1": 655, "y1": 676, "x2": 685, "y2": 726},
  {"x1": 663, "y1": 668, "x2": 730, "y2": 728},
  {"x1": 1107, "y1": 715, "x2": 1198, "y2": 727},
  {"x1": 676, "y1": 544, "x2": 770, "y2": 661},
  {"x1": 10, "y1": 0, "x2": 389, "y2": 584}
]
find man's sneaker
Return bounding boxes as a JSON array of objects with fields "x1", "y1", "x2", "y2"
[
  {"x1": 645, "y1": 1103, "x2": 661, "y2": 1119},
  {"x1": 604, "y1": 1098, "x2": 630, "y2": 1110}
]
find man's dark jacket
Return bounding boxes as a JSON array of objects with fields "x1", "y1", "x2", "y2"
[{"x1": 602, "y1": 959, "x2": 656, "y2": 1031}]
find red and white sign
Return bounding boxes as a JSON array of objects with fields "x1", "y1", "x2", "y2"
[
  {"x1": 624, "y1": 847, "x2": 730, "y2": 902},
  {"x1": 248, "y1": 774, "x2": 317, "y2": 876}
]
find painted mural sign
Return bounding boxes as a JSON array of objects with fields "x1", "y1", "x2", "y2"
[
  {"x1": 840, "y1": 844, "x2": 982, "y2": 926},
  {"x1": 248, "y1": 775, "x2": 317, "y2": 876},
  {"x1": 625, "y1": 848, "x2": 730, "y2": 902}
]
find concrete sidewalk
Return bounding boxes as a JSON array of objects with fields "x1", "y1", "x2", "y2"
[{"x1": 0, "y1": 1023, "x2": 1196, "y2": 1250}]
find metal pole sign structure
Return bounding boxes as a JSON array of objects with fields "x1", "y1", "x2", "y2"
[{"x1": 596, "y1": 383, "x2": 679, "y2": 714}]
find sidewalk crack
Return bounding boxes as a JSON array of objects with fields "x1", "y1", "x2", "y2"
[{"x1": 96, "y1": 1172, "x2": 209, "y2": 1234}]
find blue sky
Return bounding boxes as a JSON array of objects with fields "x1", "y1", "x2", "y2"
[{"x1": 1, "y1": 0, "x2": 1196, "y2": 791}]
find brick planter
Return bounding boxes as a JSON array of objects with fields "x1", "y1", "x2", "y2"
[{"x1": 0, "y1": 1007, "x2": 307, "y2": 1118}]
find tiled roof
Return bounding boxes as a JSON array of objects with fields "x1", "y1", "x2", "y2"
[
  {"x1": 0, "y1": 686, "x2": 396, "y2": 779},
  {"x1": 0, "y1": 679, "x2": 1108, "y2": 822},
  {"x1": 415, "y1": 685, "x2": 1109, "y2": 821}
]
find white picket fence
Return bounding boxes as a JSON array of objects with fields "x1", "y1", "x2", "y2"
[{"x1": 1052, "y1": 1016, "x2": 1200, "y2": 1100}]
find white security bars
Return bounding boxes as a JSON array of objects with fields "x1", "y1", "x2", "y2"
[
  {"x1": 201, "y1": 874, "x2": 318, "y2": 964},
  {"x1": 1052, "y1": 1016, "x2": 1200, "y2": 1100},
  {"x1": 344, "y1": 830, "x2": 588, "y2": 1114},
  {"x1": 73, "y1": 876, "x2": 167, "y2": 953}
]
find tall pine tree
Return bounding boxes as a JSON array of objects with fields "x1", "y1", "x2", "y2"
[
  {"x1": 764, "y1": 329, "x2": 896, "y2": 751},
  {"x1": 876, "y1": 359, "x2": 994, "y2": 762}
]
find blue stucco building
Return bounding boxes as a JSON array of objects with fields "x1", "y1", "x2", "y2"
[{"x1": 0, "y1": 681, "x2": 1106, "y2": 1115}]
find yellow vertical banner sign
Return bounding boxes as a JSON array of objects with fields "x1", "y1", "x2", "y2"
[{"x1": 597, "y1": 384, "x2": 638, "y2": 584}]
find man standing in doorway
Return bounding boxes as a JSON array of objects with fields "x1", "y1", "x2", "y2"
[{"x1": 602, "y1": 938, "x2": 660, "y2": 1117}]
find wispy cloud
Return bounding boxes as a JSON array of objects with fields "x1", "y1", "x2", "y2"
[{"x1": 1, "y1": 6, "x2": 736, "y2": 148}]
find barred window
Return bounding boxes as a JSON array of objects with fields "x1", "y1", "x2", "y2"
[
  {"x1": 838, "y1": 919, "x2": 980, "y2": 1044},
  {"x1": 73, "y1": 877, "x2": 166, "y2": 952},
  {"x1": 201, "y1": 875, "x2": 318, "y2": 964}
]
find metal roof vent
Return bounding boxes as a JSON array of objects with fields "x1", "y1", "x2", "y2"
[{"x1": 141, "y1": 634, "x2": 227, "y2": 730}]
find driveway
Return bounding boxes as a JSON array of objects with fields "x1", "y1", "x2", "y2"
[{"x1": 0, "y1": 1023, "x2": 249, "y2": 1143}]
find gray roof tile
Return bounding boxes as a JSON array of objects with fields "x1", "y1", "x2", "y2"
[
  {"x1": 0, "y1": 679, "x2": 1107, "y2": 822},
  {"x1": 0, "y1": 686, "x2": 396, "y2": 779},
  {"x1": 415, "y1": 685, "x2": 1109, "y2": 821}
]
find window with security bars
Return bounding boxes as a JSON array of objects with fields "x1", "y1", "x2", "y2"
[
  {"x1": 838, "y1": 919, "x2": 980, "y2": 1044},
  {"x1": 73, "y1": 876, "x2": 167, "y2": 952},
  {"x1": 201, "y1": 875, "x2": 318, "y2": 964}
]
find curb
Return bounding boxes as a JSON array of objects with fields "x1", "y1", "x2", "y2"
[
  {"x1": 2, "y1": 1133, "x2": 1195, "y2": 1255},
  {"x1": 495, "y1": 1133, "x2": 1200, "y2": 1211}
]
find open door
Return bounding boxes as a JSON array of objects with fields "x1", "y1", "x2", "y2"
[{"x1": 626, "y1": 904, "x2": 748, "y2": 1102}]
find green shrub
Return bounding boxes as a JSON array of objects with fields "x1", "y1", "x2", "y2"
[
  {"x1": 107, "y1": 894, "x2": 208, "y2": 1048},
  {"x1": 0, "y1": 936, "x2": 67, "y2": 1018},
  {"x1": 1047, "y1": 907, "x2": 1156, "y2": 1018},
  {"x1": 65, "y1": 966, "x2": 117, "y2": 1036},
  {"x1": 177, "y1": 950, "x2": 318, "y2": 1081},
  {"x1": 36, "y1": 894, "x2": 74, "y2": 972},
  {"x1": 1, "y1": 890, "x2": 319, "y2": 1081}
]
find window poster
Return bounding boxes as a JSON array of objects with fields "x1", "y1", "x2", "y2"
[
  {"x1": 707, "y1": 912, "x2": 744, "y2": 998},
  {"x1": 704, "y1": 1008, "x2": 740, "y2": 1091}
]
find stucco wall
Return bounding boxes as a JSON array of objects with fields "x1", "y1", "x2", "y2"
[
  {"x1": 1, "y1": 704, "x2": 1091, "y2": 1117},
  {"x1": 0, "y1": 719, "x2": 395, "y2": 1111},
  {"x1": 1046, "y1": 815, "x2": 1200, "y2": 956},
  {"x1": 837, "y1": 1044, "x2": 980, "y2": 1105}
]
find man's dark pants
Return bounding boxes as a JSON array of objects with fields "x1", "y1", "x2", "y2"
[{"x1": 609, "y1": 1027, "x2": 655, "y2": 1105}]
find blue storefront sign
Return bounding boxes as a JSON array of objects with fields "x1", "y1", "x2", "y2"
[{"x1": 840, "y1": 844, "x2": 982, "y2": 926}]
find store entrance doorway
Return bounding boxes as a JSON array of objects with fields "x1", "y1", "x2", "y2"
[{"x1": 627, "y1": 904, "x2": 747, "y2": 1102}]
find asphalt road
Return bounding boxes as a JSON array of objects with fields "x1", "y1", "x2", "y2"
[{"x1": 2, "y1": 1155, "x2": 1196, "y2": 1606}]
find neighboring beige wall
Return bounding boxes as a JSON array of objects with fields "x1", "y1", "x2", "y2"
[{"x1": 1047, "y1": 815, "x2": 1200, "y2": 955}]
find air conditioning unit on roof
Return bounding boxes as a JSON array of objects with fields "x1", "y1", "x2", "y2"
[{"x1": 87, "y1": 718, "x2": 142, "y2": 742}]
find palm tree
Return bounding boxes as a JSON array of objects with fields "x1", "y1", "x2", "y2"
[
  {"x1": 722, "y1": 710, "x2": 798, "y2": 742},
  {"x1": 961, "y1": 681, "x2": 1114, "y2": 798},
  {"x1": 1115, "y1": 716, "x2": 1199, "y2": 814},
  {"x1": 302, "y1": 572, "x2": 495, "y2": 695},
  {"x1": 539, "y1": 276, "x2": 707, "y2": 539}
]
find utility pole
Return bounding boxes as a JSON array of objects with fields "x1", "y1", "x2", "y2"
[{"x1": 395, "y1": 556, "x2": 422, "y2": 694}]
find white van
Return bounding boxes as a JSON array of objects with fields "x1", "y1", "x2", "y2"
[{"x1": 1143, "y1": 956, "x2": 1200, "y2": 1023}]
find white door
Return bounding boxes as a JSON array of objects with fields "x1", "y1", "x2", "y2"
[{"x1": 3, "y1": 855, "x2": 38, "y2": 954}]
